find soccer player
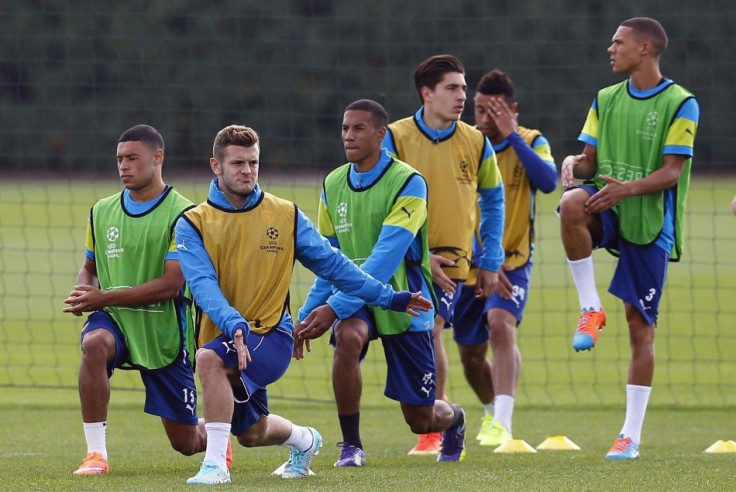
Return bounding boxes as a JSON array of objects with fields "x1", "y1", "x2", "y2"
[
  {"x1": 383, "y1": 54, "x2": 505, "y2": 455},
  {"x1": 452, "y1": 69, "x2": 557, "y2": 447},
  {"x1": 731, "y1": 195, "x2": 736, "y2": 215},
  {"x1": 63, "y1": 124, "x2": 206, "y2": 475},
  {"x1": 176, "y1": 124, "x2": 432, "y2": 485},
  {"x1": 559, "y1": 17, "x2": 699, "y2": 459},
  {"x1": 295, "y1": 99, "x2": 468, "y2": 466}
]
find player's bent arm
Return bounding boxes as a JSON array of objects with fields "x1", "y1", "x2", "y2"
[
  {"x1": 585, "y1": 155, "x2": 687, "y2": 214},
  {"x1": 102, "y1": 260, "x2": 184, "y2": 306},
  {"x1": 295, "y1": 210, "x2": 408, "y2": 311},
  {"x1": 618, "y1": 154, "x2": 687, "y2": 196},
  {"x1": 326, "y1": 176, "x2": 428, "y2": 319},
  {"x1": 327, "y1": 224, "x2": 420, "y2": 319},
  {"x1": 508, "y1": 133, "x2": 558, "y2": 193},
  {"x1": 64, "y1": 260, "x2": 184, "y2": 314}
]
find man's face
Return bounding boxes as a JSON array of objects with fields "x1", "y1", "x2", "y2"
[
  {"x1": 608, "y1": 25, "x2": 643, "y2": 75},
  {"x1": 211, "y1": 144, "x2": 260, "y2": 200},
  {"x1": 424, "y1": 71, "x2": 467, "y2": 123},
  {"x1": 342, "y1": 109, "x2": 385, "y2": 169},
  {"x1": 116, "y1": 140, "x2": 160, "y2": 192}
]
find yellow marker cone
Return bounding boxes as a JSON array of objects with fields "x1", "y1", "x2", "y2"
[
  {"x1": 536, "y1": 435, "x2": 581, "y2": 451},
  {"x1": 704, "y1": 440, "x2": 736, "y2": 453},
  {"x1": 494, "y1": 439, "x2": 537, "y2": 454}
]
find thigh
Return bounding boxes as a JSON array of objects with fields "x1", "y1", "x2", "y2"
[
  {"x1": 485, "y1": 262, "x2": 532, "y2": 325},
  {"x1": 560, "y1": 184, "x2": 618, "y2": 248},
  {"x1": 382, "y1": 331, "x2": 436, "y2": 406},
  {"x1": 433, "y1": 281, "x2": 465, "y2": 325},
  {"x1": 452, "y1": 284, "x2": 489, "y2": 345},
  {"x1": 610, "y1": 242, "x2": 669, "y2": 326},
  {"x1": 140, "y1": 353, "x2": 199, "y2": 425}
]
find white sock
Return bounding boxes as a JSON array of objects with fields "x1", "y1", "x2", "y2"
[
  {"x1": 620, "y1": 384, "x2": 651, "y2": 445},
  {"x1": 567, "y1": 256, "x2": 602, "y2": 311},
  {"x1": 481, "y1": 401, "x2": 494, "y2": 417},
  {"x1": 282, "y1": 424, "x2": 313, "y2": 452},
  {"x1": 83, "y1": 422, "x2": 107, "y2": 460},
  {"x1": 204, "y1": 422, "x2": 231, "y2": 469},
  {"x1": 493, "y1": 395, "x2": 514, "y2": 433}
]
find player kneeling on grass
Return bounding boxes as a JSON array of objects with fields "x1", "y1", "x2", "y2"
[
  {"x1": 64, "y1": 124, "x2": 206, "y2": 477},
  {"x1": 175, "y1": 124, "x2": 432, "y2": 485}
]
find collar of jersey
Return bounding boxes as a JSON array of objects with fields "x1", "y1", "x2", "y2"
[
  {"x1": 349, "y1": 148, "x2": 392, "y2": 189},
  {"x1": 414, "y1": 107, "x2": 456, "y2": 141},
  {"x1": 627, "y1": 77, "x2": 673, "y2": 98}
]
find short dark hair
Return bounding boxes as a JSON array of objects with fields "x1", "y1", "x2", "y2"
[
  {"x1": 118, "y1": 124, "x2": 164, "y2": 151},
  {"x1": 345, "y1": 99, "x2": 388, "y2": 129},
  {"x1": 475, "y1": 69, "x2": 515, "y2": 103},
  {"x1": 213, "y1": 125, "x2": 259, "y2": 161},
  {"x1": 413, "y1": 54, "x2": 465, "y2": 104},
  {"x1": 620, "y1": 17, "x2": 668, "y2": 55}
]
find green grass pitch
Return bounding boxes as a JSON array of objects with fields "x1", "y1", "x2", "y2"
[{"x1": 1, "y1": 175, "x2": 735, "y2": 489}]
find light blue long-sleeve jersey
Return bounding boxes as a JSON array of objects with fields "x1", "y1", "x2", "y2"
[{"x1": 175, "y1": 178, "x2": 404, "y2": 339}]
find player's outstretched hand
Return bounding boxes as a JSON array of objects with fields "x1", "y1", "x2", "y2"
[
  {"x1": 295, "y1": 305, "x2": 336, "y2": 343},
  {"x1": 406, "y1": 291, "x2": 433, "y2": 316},
  {"x1": 389, "y1": 291, "x2": 433, "y2": 316}
]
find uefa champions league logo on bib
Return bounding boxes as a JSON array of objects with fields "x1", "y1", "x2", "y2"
[
  {"x1": 646, "y1": 111, "x2": 659, "y2": 128},
  {"x1": 105, "y1": 226, "x2": 124, "y2": 258},
  {"x1": 335, "y1": 202, "x2": 352, "y2": 234},
  {"x1": 106, "y1": 226, "x2": 119, "y2": 243}
]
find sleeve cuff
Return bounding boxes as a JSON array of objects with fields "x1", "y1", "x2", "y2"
[{"x1": 388, "y1": 291, "x2": 411, "y2": 312}]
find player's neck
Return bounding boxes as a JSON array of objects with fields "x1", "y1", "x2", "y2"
[
  {"x1": 421, "y1": 106, "x2": 454, "y2": 131},
  {"x1": 353, "y1": 151, "x2": 381, "y2": 173},
  {"x1": 128, "y1": 180, "x2": 166, "y2": 203},
  {"x1": 490, "y1": 135, "x2": 504, "y2": 146},
  {"x1": 628, "y1": 65, "x2": 663, "y2": 92}
]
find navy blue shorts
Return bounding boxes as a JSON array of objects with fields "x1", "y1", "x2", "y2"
[
  {"x1": 433, "y1": 281, "x2": 465, "y2": 325},
  {"x1": 330, "y1": 306, "x2": 436, "y2": 406},
  {"x1": 486, "y1": 262, "x2": 532, "y2": 323},
  {"x1": 452, "y1": 263, "x2": 532, "y2": 346},
  {"x1": 81, "y1": 311, "x2": 198, "y2": 425},
  {"x1": 451, "y1": 285, "x2": 487, "y2": 346},
  {"x1": 574, "y1": 184, "x2": 669, "y2": 325},
  {"x1": 201, "y1": 327, "x2": 293, "y2": 436}
]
